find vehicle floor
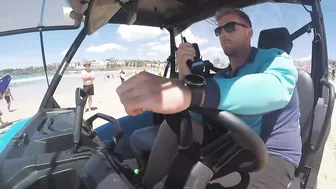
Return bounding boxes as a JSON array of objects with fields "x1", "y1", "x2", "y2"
[{"x1": 124, "y1": 158, "x2": 139, "y2": 171}]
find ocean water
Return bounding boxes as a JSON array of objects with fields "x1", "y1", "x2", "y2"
[
  {"x1": 6, "y1": 74, "x2": 73, "y2": 106},
  {"x1": 5, "y1": 71, "x2": 125, "y2": 105},
  {"x1": 11, "y1": 75, "x2": 51, "y2": 85},
  {"x1": 10, "y1": 73, "x2": 77, "y2": 88}
]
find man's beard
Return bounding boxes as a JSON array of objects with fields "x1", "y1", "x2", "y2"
[{"x1": 223, "y1": 47, "x2": 238, "y2": 57}]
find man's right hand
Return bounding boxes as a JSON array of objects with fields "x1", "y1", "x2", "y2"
[{"x1": 176, "y1": 43, "x2": 196, "y2": 79}]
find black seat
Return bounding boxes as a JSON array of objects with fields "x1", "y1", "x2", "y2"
[
  {"x1": 258, "y1": 28, "x2": 330, "y2": 189},
  {"x1": 258, "y1": 27, "x2": 293, "y2": 54},
  {"x1": 296, "y1": 70, "x2": 315, "y2": 144},
  {"x1": 258, "y1": 27, "x2": 315, "y2": 145},
  {"x1": 129, "y1": 126, "x2": 159, "y2": 170}
]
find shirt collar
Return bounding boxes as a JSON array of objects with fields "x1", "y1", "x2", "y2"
[{"x1": 224, "y1": 47, "x2": 258, "y2": 76}]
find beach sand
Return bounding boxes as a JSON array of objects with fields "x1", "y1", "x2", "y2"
[{"x1": 0, "y1": 72, "x2": 336, "y2": 188}]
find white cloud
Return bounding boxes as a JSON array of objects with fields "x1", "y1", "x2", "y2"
[
  {"x1": 92, "y1": 31, "x2": 99, "y2": 37},
  {"x1": 202, "y1": 47, "x2": 222, "y2": 55},
  {"x1": 85, "y1": 43, "x2": 126, "y2": 53},
  {"x1": 145, "y1": 28, "x2": 208, "y2": 56},
  {"x1": 148, "y1": 52, "x2": 157, "y2": 56},
  {"x1": 159, "y1": 30, "x2": 170, "y2": 41},
  {"x1": 61, "y1": 48, "x2": 69, "y2": 55},
  {"x1": 201, "y1": 46, "x2": 229, "y2": 62},
  {"x1": 150, "y1": 42, "x2": 170, "y2": 55},
  {"x1": 117, "y1": 25, "x2": 164, "y2": 42},
  {"x1": 160, "y1": 35, "x2": 169, "y2": 41},
  {"x1": 147, "y1": 41, "x2": 161, "y2": 46},
  {"x1": 175, "y1": 28, "x2": 209, "y2": 46},
  {"x1": 295, "y1": 55, "x2": 311, "y2": 62}
]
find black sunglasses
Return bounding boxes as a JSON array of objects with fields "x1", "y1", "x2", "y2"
[{"x1": 214, "y1": 22, "x2": 250, "y2": 37}]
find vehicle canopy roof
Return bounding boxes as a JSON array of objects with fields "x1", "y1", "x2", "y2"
[
  {"x1": 108, "y1": 0, "x2": 315, "y2": 35},
  {"x1": 0, "y1": 0, "x2": 314, "y2": 37}
]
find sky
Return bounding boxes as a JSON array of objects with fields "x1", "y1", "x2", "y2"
[{"x1": 0, "y1": 1, "x2": 335, "y2": 69}]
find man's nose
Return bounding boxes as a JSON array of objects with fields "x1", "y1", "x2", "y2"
[{"x1": 219, "y1": 33, "x2": 228, "y2": 40}]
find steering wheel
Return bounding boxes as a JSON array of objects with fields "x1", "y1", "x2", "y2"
[
  {"x1": 165, "y1": 107, "x2": 268, "y2": 173},
  {"x1": 85, "y1": 113, "x2": 123, "y2": 150}
]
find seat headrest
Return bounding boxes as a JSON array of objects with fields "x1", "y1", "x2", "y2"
[{"x1": 257, "y1": 27, "x2": 293, "y2": 54}]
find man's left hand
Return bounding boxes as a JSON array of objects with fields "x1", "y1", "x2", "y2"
[{"x1": 116, "y1": 71, "x2": 192, "y2": 116}]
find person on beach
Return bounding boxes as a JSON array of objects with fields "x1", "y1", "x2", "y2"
[
  {"x1": 0, "y1": 111, "x2": 7, "y2": 126},
  {"x1": 4, "y1": 88, "x2": 13, "y2": 111},
  {"x1": 81, "y1": 61, "x2": 95, "y2": 112},
  {"x1": 119, "y1": 69, "x2": 125, "y2": 83},
  {"x1": 0, "y1": 94, "x2": 8, "y2": 126}
]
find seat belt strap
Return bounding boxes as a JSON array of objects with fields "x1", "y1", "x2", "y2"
[
  {"x1": 153, "y1": 113, "x2": 164, "y2": 126},
  {"x1": 164, "y1": 142, "x2": 201, "y2": 189},
  {"x1": 164, "y1": 112, "x2": 201, "y2": 189}
]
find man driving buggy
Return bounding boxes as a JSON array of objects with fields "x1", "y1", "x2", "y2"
[{"x1": 112, "y1": 8, "x2": 302, "y2": 189}]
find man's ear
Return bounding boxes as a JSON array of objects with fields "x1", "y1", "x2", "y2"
[{"x1": 248, "y1": 28, "x2": 253, "y2": 38}]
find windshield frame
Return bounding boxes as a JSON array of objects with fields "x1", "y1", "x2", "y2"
[
  {"x1": 38, "y1": 0, "x2": 328, "y2": 110},
  {"x1": 0, "y1": 25, "x2": 81, "y2": 38}
]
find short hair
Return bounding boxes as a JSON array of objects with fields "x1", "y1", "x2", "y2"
[{"x1": 215, "y1": 8, "x2": 252, "y2": 28}]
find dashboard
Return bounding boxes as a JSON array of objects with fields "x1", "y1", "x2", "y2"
[{"x1": 0, "y1": 109, "x2": 136, "y2": 189}]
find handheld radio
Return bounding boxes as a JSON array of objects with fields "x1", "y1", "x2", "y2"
[{"x1": 181, "y1": 37, "x2": 205, "y2": 75}]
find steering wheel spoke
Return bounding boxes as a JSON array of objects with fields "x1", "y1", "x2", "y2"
[
  {"x1": 201, "y1": 131, "x2": 232, "y2": 157},
  {"x1": 212, "y1": 143, "x2": 242, "y2": 173}
]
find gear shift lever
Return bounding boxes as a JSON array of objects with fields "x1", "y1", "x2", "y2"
[{"x1": 73, "y1": 87, "x2": 88, "y2": 153}]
